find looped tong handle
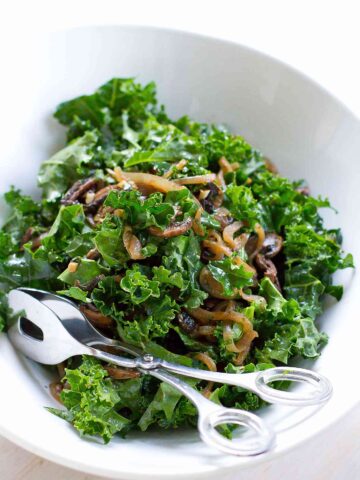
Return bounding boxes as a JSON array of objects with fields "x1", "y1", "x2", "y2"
[
  {"x1": 198, "y1": 407, "x2": 275, "y2": 456},
  {"x1": 253, "y1": 367, "x2": 332, "y2": 406}
]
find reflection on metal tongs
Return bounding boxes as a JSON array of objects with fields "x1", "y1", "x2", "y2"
[{"x1": 7, "y1": 288, "x2": 332, "y2": 456}]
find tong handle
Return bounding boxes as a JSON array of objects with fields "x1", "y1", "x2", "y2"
[
  {"x1": 149, "y1": 368, "x2": 275, "y2": 456},
  {"x1": 160, "y1": 362, "x2": 332, "y2": 407}
]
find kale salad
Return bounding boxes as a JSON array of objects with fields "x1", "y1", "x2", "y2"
[{"x1": 0, "y1": 78, "x2": 353, "y2": 443}]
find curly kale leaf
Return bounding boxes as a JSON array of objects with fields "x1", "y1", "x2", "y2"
[
  {"x1": 38, "y1": 131, "x2": 98, "y2": 201},
  {"x1": 161, "y1": 233, "x2": 207, "y2": 308},
  {"x1": 105, "y1": 188, "x2": 197, "y2": 231},
  {"x1": 284, "y1": 225, "x2": 354, "y2": 318},
  {"x1": 48, "y1": 357, "x2": 130, "y2": 443},
  {"x1": 255, "y1": 278, "x2": 328, "y2": 363},
  {"x1": 207, "y1": 256, "x2": 254, "y2": 297},
  {"x1": 94, "y1": 215, "x2": 128, "y2": 267}
]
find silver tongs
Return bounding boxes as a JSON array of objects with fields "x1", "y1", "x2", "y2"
[{"x1": 7, "y1": 288, "x2": 332, "y2": 456}]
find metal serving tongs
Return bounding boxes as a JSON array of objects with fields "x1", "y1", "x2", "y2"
[{"x1": 7, "y1": 288, "x2": 332, "y2": 456}]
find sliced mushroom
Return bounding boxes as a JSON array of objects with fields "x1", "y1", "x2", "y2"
[
  {"x1": 178, "y1": 311, "x2": 197, "y2": 333},
  {"x1": 200, "y1": 183, "x2": 223, "y2": 213},
  {"x1": 75, "y1": 274, "x2": 105, "y2": 292},
  {"x1": 85, "y1": 184, "x2": 122, "y2": 213},
  {"x1": 213, "y1": 207, "x2": 233, "y2": 229},
  {"x1": 260, "y1": 233, "x2": 283, "y2": 258},
  {"x1": 148, "y1": 216, "x2": 192, "y2": 238},
  {"x1": 61, "y1": 178, "x2": 102, "y2": 206},
  {"x1": 255, "y1": 253, "x2": 281, "y2": 290}
]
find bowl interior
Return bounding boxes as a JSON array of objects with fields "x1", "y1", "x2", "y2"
[{"x1": 0, "y1": 26, "x2": 359, "y2": 479}]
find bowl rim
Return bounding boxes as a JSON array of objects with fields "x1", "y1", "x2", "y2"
[{"x1": 0, "y1": 23, "x2": 359, "y2": 479}]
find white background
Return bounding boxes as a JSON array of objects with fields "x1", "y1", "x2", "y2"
[{"x1": 0, "y1": 1, "x2": 359, "y2": 479}]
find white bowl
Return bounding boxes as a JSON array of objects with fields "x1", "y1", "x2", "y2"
[{"x1": 0, "y1": 25, "x2": 359, "y2": 480}]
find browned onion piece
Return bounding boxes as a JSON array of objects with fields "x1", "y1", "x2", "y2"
[
  {"x1": 195, "y1": 325, "x2": 217, "y2": 337},
  {"x1": 233, "y1": 329, "x2": 259, "y2": 365},
  {"x1": 219, "y1": 156, "x2": 233, "y2": 174},
  {"x1": 49, "y1": 382, "x2": 64, "y2": 403},
  {"x1": 123, "y1": 226, "x2": 145, "y2": 259},
  {"x1": 216, "y1": 169, "x2": 226, "y2": 189},
  {"x1": 223, "y1": 323, "x2": 243, "y2": 353},
  {"x1": 189, "y1": 306, "x2": 258, "y2": 364},
  {"x1": 260, "y1": 233, "x2": 283, "y2": 258},
  {"x1": 192, "y1": 208, "x2": 205, "y2": 237},
  {"x1": 194, "y1": 352, "x2": 217, "y2": 398},
  {"x1": 194, "y1": 352, "x2": 217, "y2": 372},
  {"x1": 148, "y1": 216, "x2": 192, "y2": 238},
  {"x1": 249, "y1": 223, "x2": 266, "y2": 260},
  {"x1": 104, "y1": 366, "x2": 141, "y2": 380},
  {"x1": 174, "y1": 174, "x2": 216, "y2": 185},
  {"x1": 189, "y1": 307, "x2": 254, "y2": 329},
  {"x1": 233, "y1": 255, "x2": 257, "y2": 275},
  {"x1": 223, "y1": 221, "x2": 244, "y2": 249},
  {"x1": 239, "y1": 289, "x2": 267, "y2": 309},
  {"x1": 202, "y1": 230, "x2": 232, "y2": 260},
  {"x1": 79, "y1": 305, "x2": 114, "y2": 328},
  {"x1": 202, "y1": 240, "x2": 229, "y2": 260},
  {"x1": 123, "y1": 172, "x2": 184, "y2": 194}
]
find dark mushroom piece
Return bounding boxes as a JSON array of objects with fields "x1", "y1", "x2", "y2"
[
  {"x1": 213, "y1": 207, "x2": 233, "y2": 229},
  {"x1": 260, "y1": 233, "x2": 283, "y2": 258},
  {"x1": 85, "y1": 184, "x2": 123, "y2": 213},
  {"x1": 61, "y1": 178, "x2": 102, "y2": 206},
  {"x1": 177, "y1": 311, "x2": 197, "y2": 333},
  {"x1": 255, "y1": 253, "x2": 281, "y2": 291},
  {"x1": 75, "y1": 274, "x2": 105, "y2": 292},
  {"x1": 148, "y1": 216, "x2": 192, "y2": 238},
  {"x1": 200, "y1": 183, "x2": 223, "y2": 213}
]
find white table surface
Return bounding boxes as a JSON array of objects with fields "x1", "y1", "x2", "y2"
[{"x1": 1, "y1": 0, "x2": 360, "y2": 478}]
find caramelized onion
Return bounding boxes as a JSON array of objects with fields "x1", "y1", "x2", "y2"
[
  {"x1": 202, "y1": 230, "x2": 232, "y2": 260},
  {"x1": 223, "y1": 323, "x2": 243, "y2": 353},
  {"x1": 104, "y1": 366, "x2": 141, "y2": 380},
  {"x1": 149, "y1": 216, "x2": 192, "y2": 238},
  {"x1": 123, "y1": 172, "x2": 184, "y2": 194},
  {"x1": 194, "y1": 352, "x2": 217, "y2": 398},
  {"x1": 123, "y1": 226, "x2": 145, "y2": 259},
  {"x1": 192, "y1": 208, "x2": 205, "y2": 237},
  {"x1": 239, "y1": 289, "x2": 267, "y2": 309},
  {"x1": 174, "y1": 174, "x2": 216, "y2": 185},
  {"x1": 233, "y1": 329, "x2": 259, "y2": 365},
  {"x1": 219, "y1": 156, "x2": 233, "y2": 174},
  {"x1": 223, "y1": 221, "x2": 244, "y2": 249},
  {"x1": 50, "y1": 382, "x2": 64, "y2": 403},
  {"x1": 80, "y1": 305, "x2": 114, "y2": 328},
  {"x1": 249, "y1": 223, "x2": 266, "y2": 260},
  {"x1": 195, "y1": 325, "x2": 217, "y2": 337},
  {"x1": 233, "y1": 255, "x2": 257, "y2": 275},
  {"x1": 189, "y1": 307, "x2": 253, "y2": 329}
]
